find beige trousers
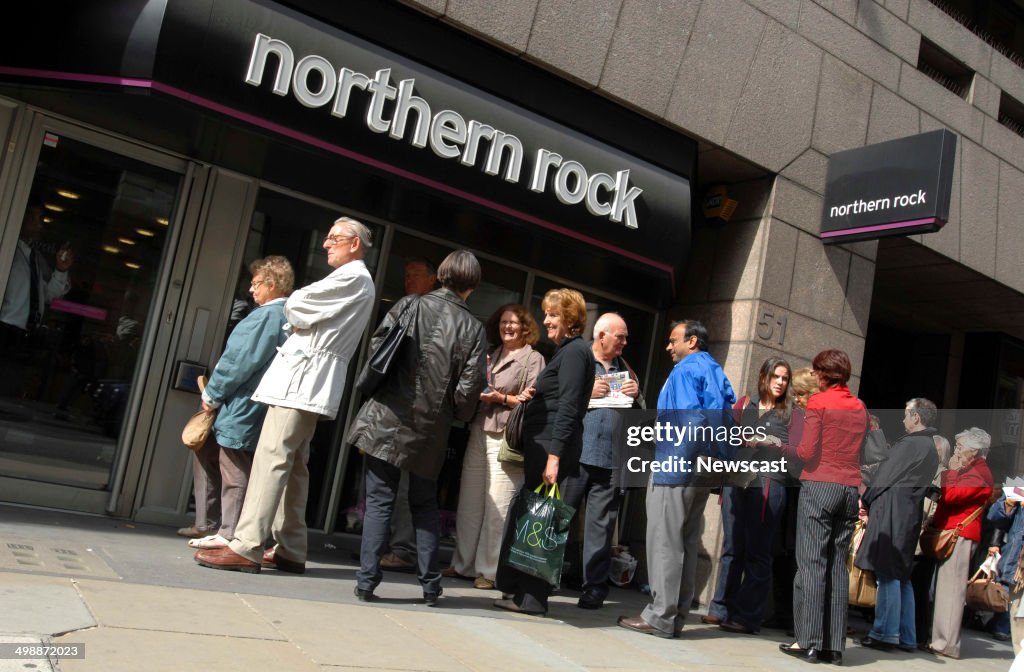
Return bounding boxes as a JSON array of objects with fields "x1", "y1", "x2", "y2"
[
  {"x1": 1009, "y1": 591, "x2": 1023, "y2": 656},
  {"x1": 228, "y1": 406, "x2": 319, "y2": 563},
  {"x1": 931, "y1": 535, "x2": 977, "y2": 658},
  {"x1": 450, "y1": 422, "x2": 523, "y2": 580}
]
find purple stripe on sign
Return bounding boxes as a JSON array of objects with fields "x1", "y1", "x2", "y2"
[
  {"x1": 51, "y1": 299, "x2": 108, "y2": 321},
  {"x1": 820, "y1": 217, "x2": 939, "y2": 238},
  {"x1": 0, "y1": 66, "x2": 675, "y2": 279}
]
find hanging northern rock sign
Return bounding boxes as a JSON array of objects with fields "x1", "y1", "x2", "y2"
[{"x1": 820, "y1": 129, "x2": 957, "y2": 244}]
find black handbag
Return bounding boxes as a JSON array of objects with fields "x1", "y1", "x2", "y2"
[
  {"x1": 499, "y1": 400, "x2": 527, "y2": 463},
  {"x1": 355, "y1": 297, "x2": 418, "y2": 396}
]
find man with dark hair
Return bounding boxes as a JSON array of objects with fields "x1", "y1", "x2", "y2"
[
  {"x1": 380, "y1": 256, "x2": 440, "y2": 573},
  {"x1": 403, "y1": 257, "x2": 437, "y2": 296},
  {"x1": 618, "y1": 319, "x2": 737, "y2": 638}
]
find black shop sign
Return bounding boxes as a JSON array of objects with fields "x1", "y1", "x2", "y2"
[{"x1": 820, "y1": 129, "x2": 957, "y2": 244}]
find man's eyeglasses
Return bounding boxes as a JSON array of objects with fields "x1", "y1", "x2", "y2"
[{"x1": 324, "y1": 234, "x2": 355, "y2": 246}]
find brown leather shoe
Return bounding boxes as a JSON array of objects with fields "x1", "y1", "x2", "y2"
[
  {"x1": 195, "y1": 546, "x2": 260, "y2": 573},
  {"x1": 617, "y1": 615, "x2": 675, "y2": 639},
  {"x1": 380, "y1": 551, "x2": 415, "y2": 572},
  {"x1": 261, "y1": 547, "x2": 305, "y2": 574},
  {"x1": 474, "y1": 576, "x2": 495, "y2": 590},
  {"x1": 701, "y1": 614, "x2": 722, "y2": 625}
]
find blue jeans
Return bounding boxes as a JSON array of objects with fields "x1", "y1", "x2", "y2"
[{"x1": 870, "y1": 575, "x2": 916, "y2": 647}]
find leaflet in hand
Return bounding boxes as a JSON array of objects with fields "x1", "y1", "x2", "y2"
[{"x1": 589, "y1": 371, "x2": 633, "y2": 409}]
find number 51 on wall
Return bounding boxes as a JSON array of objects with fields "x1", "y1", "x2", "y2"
[{"x1": 756, "y1": 307, "x2": 788, "y2": 347}]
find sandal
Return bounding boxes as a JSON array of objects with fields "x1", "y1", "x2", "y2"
[{"x1": 190, "y1": 534, "x2": 230, "y2": 549}]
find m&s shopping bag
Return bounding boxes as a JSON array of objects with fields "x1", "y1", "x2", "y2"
[{"x1": 505, "y1": 484, "x2": 576, "y2": 586}]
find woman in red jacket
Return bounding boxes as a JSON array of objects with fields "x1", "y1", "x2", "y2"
[
  {"x1": 928, "y1": 427, "x2": 994, "y2": 659},
  {"x1": 779, "y1": 350, "x2": 867, "y2": 666}
]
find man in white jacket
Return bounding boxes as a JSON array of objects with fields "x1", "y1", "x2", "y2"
[{"x1": 195, "y1": 217, "x2": 376, "y2": 573}]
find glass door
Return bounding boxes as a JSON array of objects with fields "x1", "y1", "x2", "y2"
[{"x1": 0, "y1": 120, "x2": 185, "y2": 496}]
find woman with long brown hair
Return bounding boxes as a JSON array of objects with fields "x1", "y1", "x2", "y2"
[{"x1": 708, "y1": 357, "x2": 801, "y2": 634}]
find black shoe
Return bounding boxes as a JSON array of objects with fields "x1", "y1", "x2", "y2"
[
  {"x1": 720, "y1": 620, "x2": 757, "y2": 634},
  {"x1": 859, "y1": 635, "x2": 894, "y2": 652},
  {"x1": 993, "y1": 632, "x2": 1012, "y2": 642},
  {"x1": 819, "y1": 650, "x2": 843, "y2": 665},
  {"x1": 779, "y1": 643, "x2": 822, "y2": 664},
  {"x1": 354, "y1": 587, "x2": 375, "y2": 602},
  {"x1": 423, "y1": 587, "x2": 443, "y2": 606},
  {"x1": 577, "y1": 590, "x2": 605, "y2": 610}
]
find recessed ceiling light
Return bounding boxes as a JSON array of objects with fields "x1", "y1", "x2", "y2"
[
  {"x1": 56, "y1": 190, "x2": 80, "y2": 200},
  {"x1": 135, "y1": 228, "x2": 155, "y2": 237},
  {"x1": 44, "y1": 203, "x2": 64, "y2": 212},
  {"x1": 117, "y1": 238, "x2": 136, "y2": 245},
  {"x1": 102, "y1": 245, "x2": 120, "y2": 254},
  {"x1": 156, "y1": 217, "x2": 169, "y2": 226},
  {"x1": 124, "y1": 262, "x2": 141, "y2": 270},
  {"x1": 42, "y1": 217, "x2": 53, "y2": 223}
]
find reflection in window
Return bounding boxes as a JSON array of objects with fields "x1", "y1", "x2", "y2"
[{"x1": 0, "y1": 134, "x2": 180, "y2": 489}]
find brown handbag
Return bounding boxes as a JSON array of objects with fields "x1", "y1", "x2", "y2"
[
  {"x1": 181, "y1": 376, "x2": 216, "y2": 452},
  {"x1": 848, "y1": 520, "x2": 877, "y2": 608},
  {"x1": 919, "y1": 505, "x2": 984, "y2": 561},
  {"x1": 966, "y1": 567, "x2": 1010, "y2": 613}
]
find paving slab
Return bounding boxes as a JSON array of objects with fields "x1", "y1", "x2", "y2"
[
  {"x1": 243, "y1": 595, "x2": 473, "y2": 671},
  {"x1": 54, "y1": 627, "x2": 318, "y2": 672},
  {"x1": 0, "y1": 634, "x2": 55, "y2": 672},
  {"x1": 74, "y1": 580, "x2": 283, "y2": 640},
  {"x1": 382, "y1": 608, "x2": 582, "y2": 672},
  {"x1": 504, "y1": 618, "x2": 679, "y2": 670},
  {"x1": 0, "y1": 579, "x2": 95, "y2": 635}
]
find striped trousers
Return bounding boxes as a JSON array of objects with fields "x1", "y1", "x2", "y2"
[{"x1": 793, "y1": 481, "x2": 859, "y2": 652}]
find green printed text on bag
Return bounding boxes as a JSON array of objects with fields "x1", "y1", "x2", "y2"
[{"x1": 505, "y1": 484, "x2": 576, "y2": 587}]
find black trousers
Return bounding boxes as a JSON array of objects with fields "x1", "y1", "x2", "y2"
[
  {"x1": 560, "y1": 463, "x2": 620, "y2": 599},
  {"x1": 495, "y1": 443, "x2": 576, "y2": 613}
]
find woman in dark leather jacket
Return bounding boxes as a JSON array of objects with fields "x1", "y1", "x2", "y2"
[
  {"x1": 348, "y1": 250, "x2": 488, "y2": 604},
  {"x1": 494, "y1": 287, "x2": 595, "y2": 615}
]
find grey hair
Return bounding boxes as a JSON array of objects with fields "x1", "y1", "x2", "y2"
[
  {"x1": 955, "y1": 427, "x2": 992, "y2": 457},
  {"x1": 335, "y1": 216, "x2": 373, "y2": 248},
  {"x1": 933, "y1": 435, "x2": 951, "y2": 468},
  {"x1": 593, "y1": 312, "x2": 625, "y2": 339},
  {"x1": 249, "y1": 255, "x2": 295, "y2": 294},
  {"x1": 907, "y1": 397, "x2": 938, "y2": 428}
]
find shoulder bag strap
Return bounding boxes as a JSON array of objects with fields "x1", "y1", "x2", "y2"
[
  {"x1": 956, "y1": 505, "x2": 986, "y2": 532},
  {"x1": 515, "y1": 351, "x2": 536, "y2": 394}
]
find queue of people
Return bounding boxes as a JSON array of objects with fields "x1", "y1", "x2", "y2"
[{"x1": 176, "y1": 222, "x2": 1012, "y2": 663}]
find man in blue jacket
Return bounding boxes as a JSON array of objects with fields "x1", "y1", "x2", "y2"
[{"x1": 618, "y1": 320, "x2": 736, "y2": 638}]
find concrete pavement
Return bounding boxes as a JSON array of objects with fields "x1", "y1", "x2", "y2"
[{"x1": 0, "y1": 503, "x2": 1014, "y2": 671}]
